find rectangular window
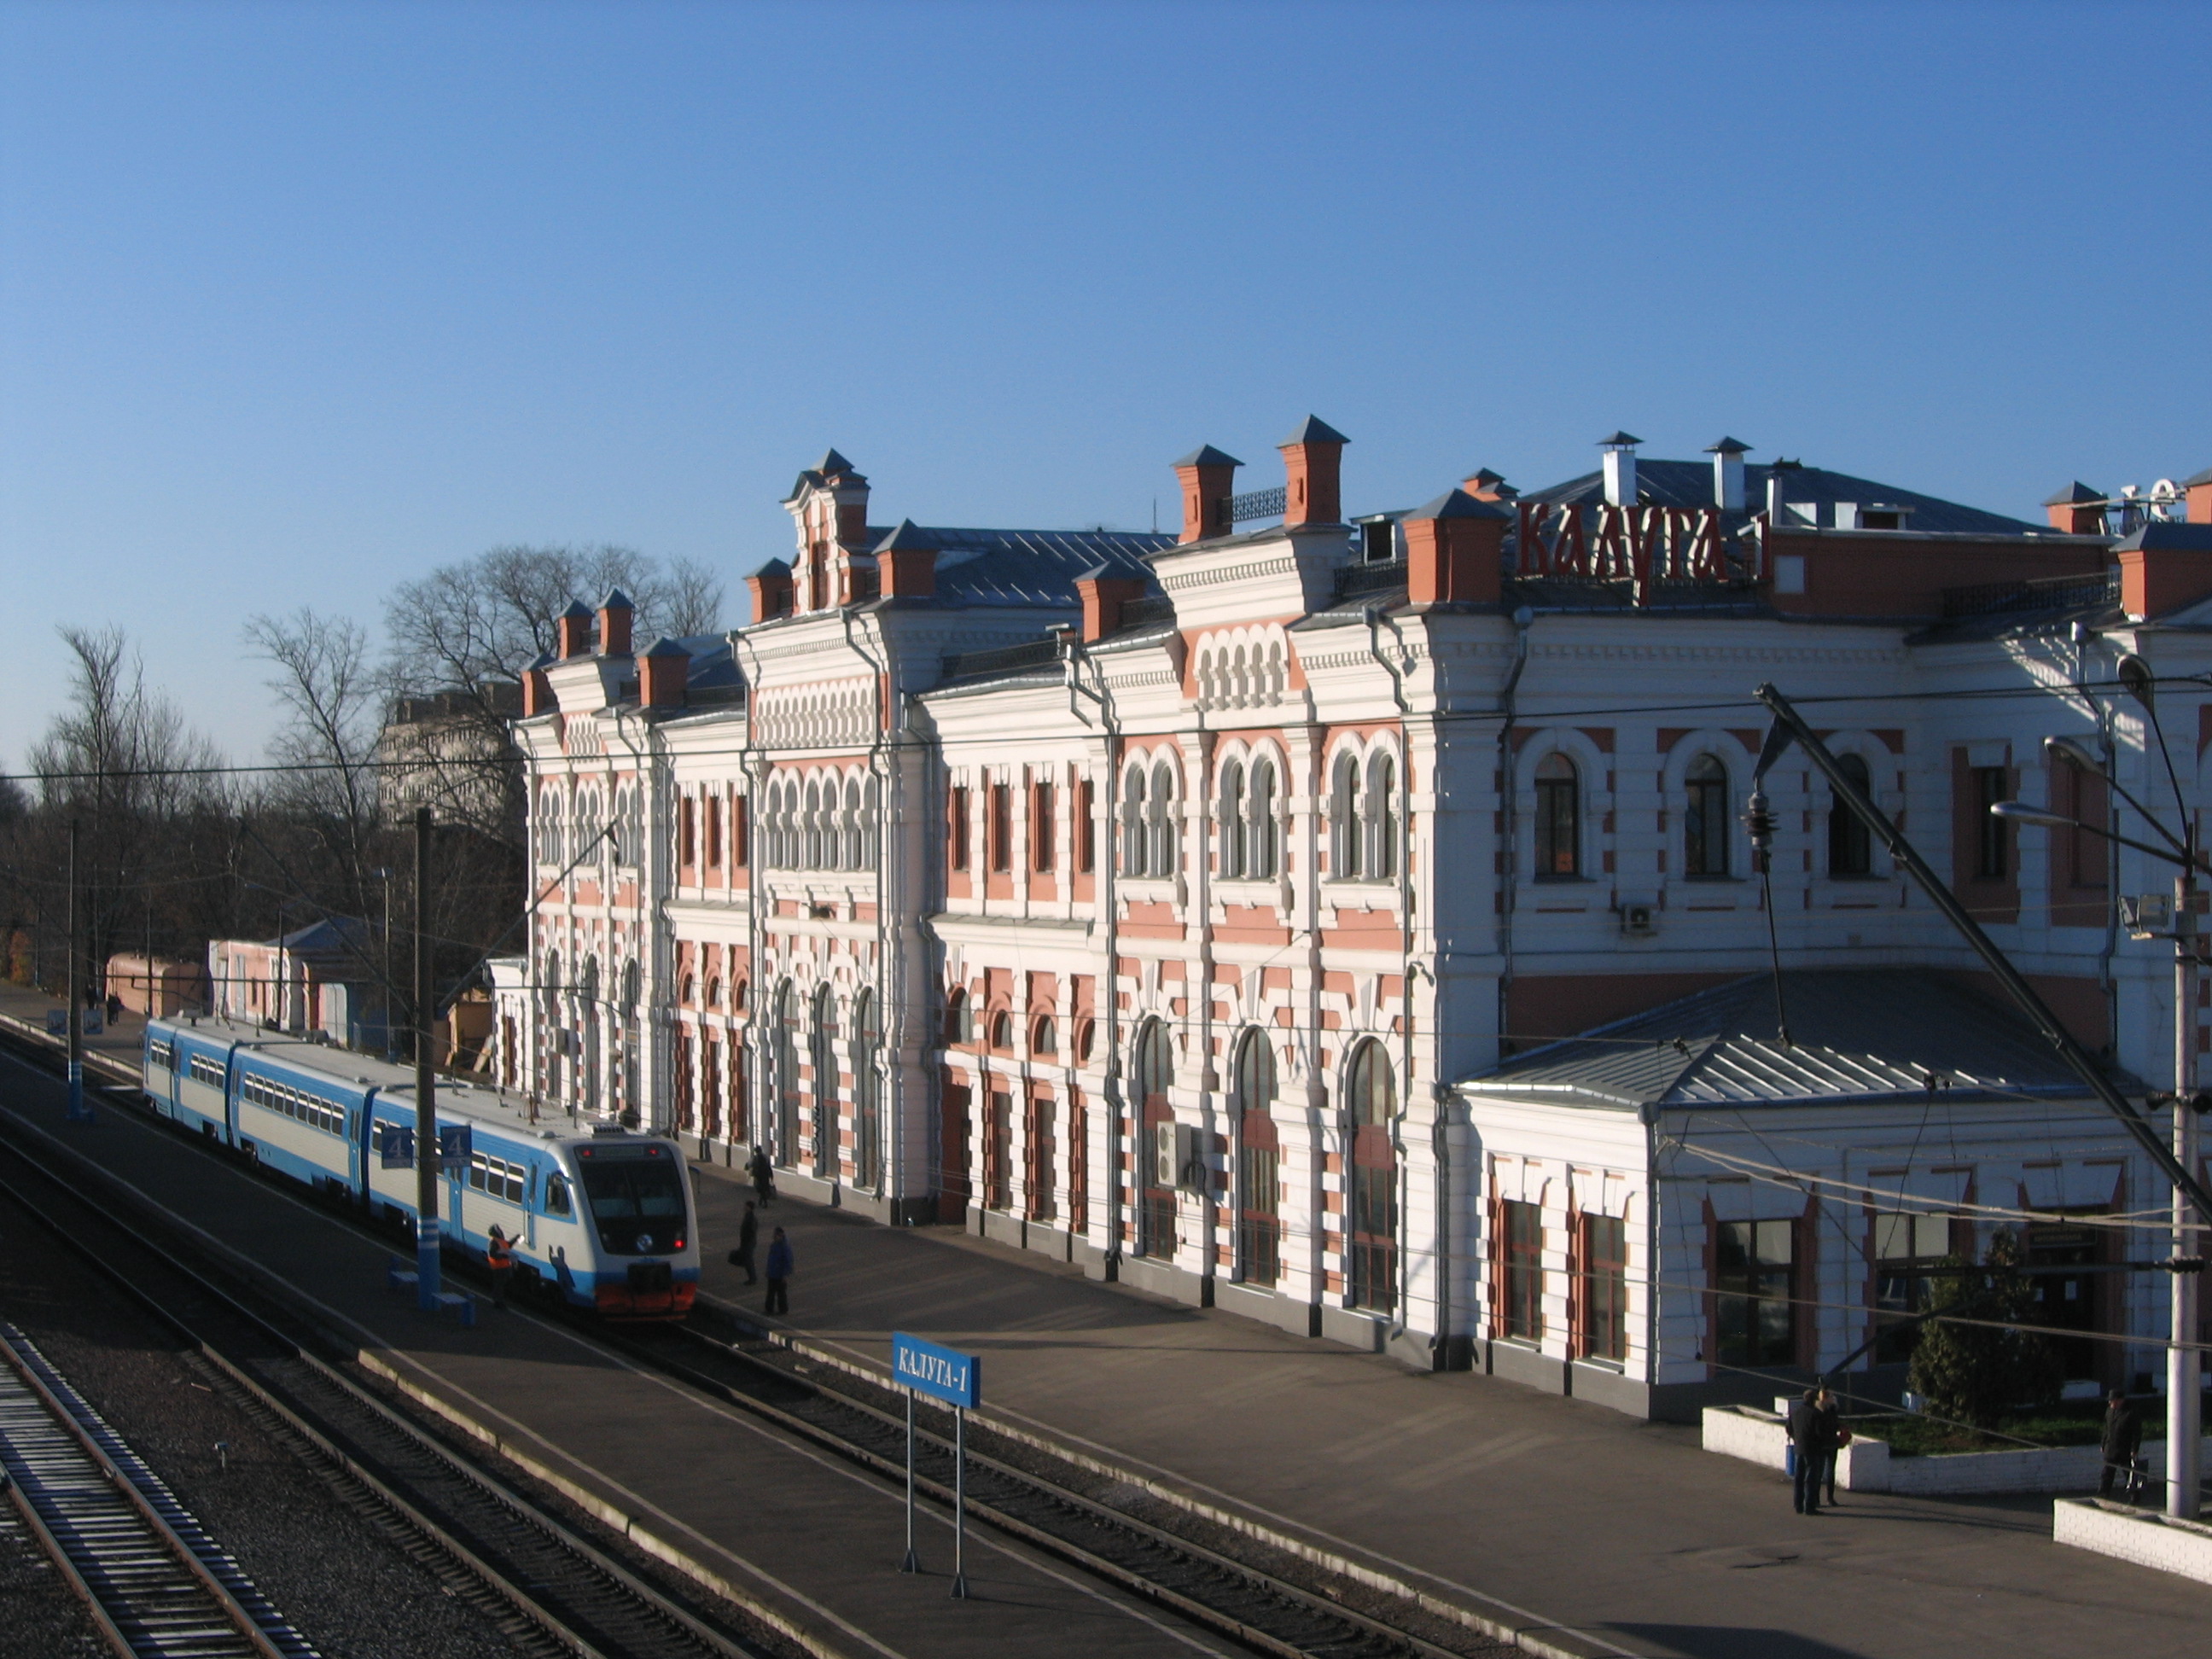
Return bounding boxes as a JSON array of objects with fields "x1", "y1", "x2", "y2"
[
  {"x1": 1580, "y1": 1214, "x2": 1627, "y2": 1361},
  {"x1": 733, "y1": 796, "x2": 749, "y2": 868},
  {"x1": 704, "y1": 796, "x2": 721, "y2": 869},
  {"x1": 679, "y1": 798, "x2": 696, "y2": 868},
  {"x1": 1975, "y1": 765, "x2": 2009, "y2": 879},
  {"x1": 950, "y1": 786, "x2": 971, "y2": 871},
  {"x1": 1077, "y1": 778, "x2": 1096, "y2": 873},
  {"x1": 1033, "y1": 780, "x2": 1055, "y2": 872},
  {"x1": 1502, "y1": 1200, "x2": 1544, "y2": 1341},
  {"x1": 990, "y1": 783, "x2": 1013, "y2": 874},
  {"x1": 1715, "y1": 1218, "x2": 1796, "y2": 1367},
  {"x1": 1873, "y1": 1210, "x2": 1952, "y2": 1363},
  {"x1": 1534, "y1": 771, "x2": 1579, "y2": 879}
]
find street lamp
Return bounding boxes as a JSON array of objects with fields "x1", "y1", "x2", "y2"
[{"x1": 1993, "y1": 688, "x2": 2204, "y2": 1521}]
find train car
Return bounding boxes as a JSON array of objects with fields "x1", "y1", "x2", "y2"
[{"x1": 141, "y1": 1015, "x2": 699, "y2": 1318}]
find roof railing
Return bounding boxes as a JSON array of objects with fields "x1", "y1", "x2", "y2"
[
  {"x1": 1940, "y1": 568, "x2": 2119, "y2": 619},
  {"x1": 940, "y1": 637, "x2": 1065, "y2": 681},
  {"x1": 1222, "y1": 485, "x2": 1286, "y2": 524}
]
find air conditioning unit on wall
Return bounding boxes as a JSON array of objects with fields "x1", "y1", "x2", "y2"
[
  {"x1": 1153, "y1": 1122, "x2": 1208, "y2": 1192},
  {"x1": 1620, "y1": 901, "x2": 1657, "y2": 938}
]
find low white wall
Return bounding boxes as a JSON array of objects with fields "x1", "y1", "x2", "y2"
[
  {"x1": 2055, "y1": 1498, "x2": 2212, "y2": 1584},
  {"x1": 1703, "y1": 1406, "x2": 2212, "y2": 1497}
]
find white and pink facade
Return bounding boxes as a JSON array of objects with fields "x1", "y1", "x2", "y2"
[{"x1": 499, "y1": 434, "x2": 2212, "y2": 1415}]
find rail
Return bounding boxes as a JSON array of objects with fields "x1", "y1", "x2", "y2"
[{"x1": 1941, "y1": 568, "x2": 2120, "y2": 619}]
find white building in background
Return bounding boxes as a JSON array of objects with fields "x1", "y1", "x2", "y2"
[{"x1": 496, "y1": 432, "x2": 2212, "y2": 1416}]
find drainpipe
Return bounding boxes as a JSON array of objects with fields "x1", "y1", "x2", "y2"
[
  {"x1": 1063, "y1": 633, "x2": 1121, "y2": 1274},
  {"x1": 842, "y1": 607, "x2": 898, "y2": 1215},
  {"x1": 1364, "y1": 607, "x2": 1420, "y2": 1347},
  {"x1": 735, "y1": 629, "x2": 771, "y2": 1170},
  {"x1": 608, "y1": 706, "x2": 659, "y2": 1132},
  {"x1": 1496, "y1": 608, "x2": 1534, "y2": 1057},
  {"x1": 1643, "y1": 1103, "x2": 1661, "y2": 1393}
]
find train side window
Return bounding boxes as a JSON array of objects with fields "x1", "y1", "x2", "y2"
[
  {"x1": 503, "y1": 1163, "x2": 525, "y2": 1203},
  {"x1": 544, "y1": 1174, "x2": 572, "y2": 1216},
  {"x1": 468, "y1": 1152, "x2": 488, "y2": 1192}
]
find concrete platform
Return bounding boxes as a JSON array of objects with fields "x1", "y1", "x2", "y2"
[{"x1": 684, "y1": 1155, "x2": 2212, "y2": 1659}]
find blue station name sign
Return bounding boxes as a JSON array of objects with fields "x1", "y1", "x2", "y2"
[{"x1": 892, "y1": 1332, "x2": 981, "y2": 1410}]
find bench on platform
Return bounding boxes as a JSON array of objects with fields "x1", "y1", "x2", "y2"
[{"x1": 385, "y1": 1256, "x2": 476, "y2": 1326}]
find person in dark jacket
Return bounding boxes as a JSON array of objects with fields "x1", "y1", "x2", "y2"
[
  {"x1": 1817, "y1": 1387, "x2": 1848, "y2": 1506},
  {"x1": 1786, "y1": 1388, "x2": 1837, "y2": 1515},
  {"x1": 748, "y1": 1146, "x2": 775, "y2": 1206},
  {"x1": 764, "y1": 1227, "x2": 794, "y2": 1316},
  {"x1": 726, "y1": 1201, "x2": 760, "y2": 1284},
  {"x1": 2099, "y1": 1389, "x2": 2143, "y2": 1498}
]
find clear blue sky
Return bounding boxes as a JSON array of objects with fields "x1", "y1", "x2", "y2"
[{"x1": 3, "y1": 1, "x2": 2206, "y2": 771}]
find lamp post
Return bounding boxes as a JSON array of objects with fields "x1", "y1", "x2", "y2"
[{"x1": 1994, "y1": 716, "x2": 2204, "y2": 1520}]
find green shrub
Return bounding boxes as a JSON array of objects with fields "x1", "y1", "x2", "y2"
[{"x1": 1906, "y1": 1227, "x2": 2064, "y2": 1428}]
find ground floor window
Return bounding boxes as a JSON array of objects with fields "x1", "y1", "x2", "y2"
[
  {"x1": 987, "y1": 1088, "x2": 1013, "y2": 1211},
  {"x1": 1580, "y1": 1213, "x2": 1627, "y2": 1361},
  {"x1": 1502, "y1": 1200, "x2": 1543, "y2": 1341},
  {"x1": 1872, "y1": 1210, "x2": 1952, "y2": 1363},
  {"x1": 1715, "y1": 1219, "x2": 1795, "y2": 1367},
  {"x1": 1025, "y1": 1091, "x2": 1056, "y2": 1223}
]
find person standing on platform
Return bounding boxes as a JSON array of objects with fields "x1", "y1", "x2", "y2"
[
  {"x1": 728, "y1": 1200, "x2": 760, "y2": 1284},
  {"x1": 748, "y1": 1145, "x2": 774, "y2": 1206},
  {"x1": 1786, "y1": 1388, "x2": 1832, "y2": 1515},
  {"x1": 1817, "y1": 1387, "x2": 1848, "y2": 1505},
  {"x1": 764, "y1": 1226, "x2": 793, "y2": 1316},
  {"x1": 2099, "y1": 1389, "x2": 2142, "y2": 1498},
  {"x1": 486, "y1": 1226, "x2": 515, "y2": 1308}
]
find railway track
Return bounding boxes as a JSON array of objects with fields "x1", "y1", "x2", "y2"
[
  {"x1": 0, "y1": 1024, "x2": 1505, "y2": 1659},
  {"x1": 0, "y1": 1321, "x2": 315, "y2": 1659},
  {"x1": 0, "y1": 1124, "x2": 789, "y2": 1659}
]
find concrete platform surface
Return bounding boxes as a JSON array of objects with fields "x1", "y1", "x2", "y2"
[{"x1": 684, "y1": 1153, "x2": 2212, "y2": 1659}]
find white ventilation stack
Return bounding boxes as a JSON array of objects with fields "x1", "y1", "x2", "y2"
[
  {"x1": 1599, "y1": 431, "x2": 1641, "y2": 507},
  {"x1": 1705, "y1": 437, "x2": 1749, "y2": 512}
]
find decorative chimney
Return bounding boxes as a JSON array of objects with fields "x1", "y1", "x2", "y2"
[
  {"x1": 1598, "y1": 432, "x2": 1642, "y2": 508},
  {"x1": 1705, "y1": 437, "x2": 1750, "y2": 512},
  {"x1": 556, "y1": 601, "x2": 593, "y2": 660},
  {"x1": 637, "y1": 637, "x2": 689, "y2": 709},
  {"x1": 2116, "y1": 524, "x2": 2212, "y2": 620},
  {"x1": 521, "y1": 653, "x2": 554, "y2": 717},
  {"x1": 597, "y1": 588, "x2": 634, "y2": 657},
  {"x1": 2186, "y1": 465, "x2": 2212, "y2": 526},
  {"x1": 813, "y1": 448, "x2": 872, "y2": 545},
  {"x1": 1459, "y1": 468, "x2": 1516, "y2": 503},
  {"x1": 2042, "y1": 482, "x2": 2105, "y2": 535},
  {"x1": 1173, "y1": 445, "x2": 1240, "y2": 544},
  {"x1": 744, "y1": 559, "x2": 794, "y2": 622},
  {"x1": 1075, "y1": 566, "x2": 1150, "y2": 642},
  {"x1": 1280, "y1": 416, "x2": 1349, "y2": 527},
  {"x1": 873, "y1": 520, "x2": 939, "y2": 600},
  {"x1": 1403, "y1": 489, "x2": 1511, "y2": 605}
]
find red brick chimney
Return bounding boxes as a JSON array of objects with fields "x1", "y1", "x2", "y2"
[
  {"x1": 873, "y1": 520, "x2": 939, "y2": 599},
  {"x1": 1280, "y1": 416, "x2": 1349, "y2": 527},
  {"x1": 1075, "y1": 568, "x2": 1150, "y2": 642},
  {"x1": 2187, "y1": 465, "x2": 2212, "y2": 526},
  {"x1": 597, "y1": 588, "x2": 634, "y2": 657},
  {"x1": 637, "y1": 637, "x2": 689, "y2": 709},
  {"x1": 521, "y1": 656, "x2": 553, "y2": 716},
  {"x1": 2116, "y1": 525, "x2": 2212, "y2": 620},
  {"x1": 2043, "y1": 482, "x2": 2105, "y2": 535},
  {"x1": 814, "y1": 448, "x2": 871, "y2": 546},
  {"x1": 745, "y1": 559, "x2": 794, "y2": 622},
  {"x1": 556, "y1": 601, "x2": 593, "y2": 660},
  {"x1": 1404, "y1": 489, "x2": 1511, "y2": 604},
  {"x1": 1173, "y1": 445, "x2": 1240, "y2": 544},
  {"x1": 1459, "y1": 468, "x2": 1516, "y2": 503}
]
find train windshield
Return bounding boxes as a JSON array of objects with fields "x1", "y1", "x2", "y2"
[{"x1": 577, "y1": 1157, "x2": 687, "y2": 1256}]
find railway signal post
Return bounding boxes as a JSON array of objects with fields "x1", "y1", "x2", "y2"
[
  {"x1": 415, "y1": 806, "x2": 441, "y2": 1311},
  {"x1": 892, "y1": 1332, "x2": 981, "y2": 1598}
]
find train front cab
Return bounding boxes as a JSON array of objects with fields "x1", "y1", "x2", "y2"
[{"x1": 568, "y1": 1136, "x2": 698, "y2": 1320}]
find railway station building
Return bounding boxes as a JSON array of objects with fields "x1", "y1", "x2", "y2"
[{"x1": 496, "y1": 430, "x2": 2212, "y2": 1416}]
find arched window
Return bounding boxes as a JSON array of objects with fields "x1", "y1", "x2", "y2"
[
  {"x1": 944, "y1": 987, "x2": 973, "y2": 1045},
  {"x1": 1685, "y1": 754, "x2": 1730, "y2": 877},
  {"x1": 810, "y1": 986, "x2": 837, "y2": 1178},
  {"x1": 1218, "y1": 759, "x2": 1247, "y2": 879},
  {"x1": 1232, "y1": 1028, "x2": 1280, "y2": 1286},
  {"x1": 619, "y1": 959, "x2": 641, "y2": 1122},
  {"x1": 1365, "y1": 754, "x2": 1399, "y2": 882},
  {"x1": 1829, "y1": 752, "x2": 1872, "y2": 877},
  {"x1": 1534, "y1": 753, "x2": 1580, "y2": 880},
  {"x1": 1247, "y1": 757, "x2": 1278, "y2": 880},
  {"x1": 773, "y1": 981, "x2": 800, "y2": 1164},
  {"x1": 539, "y1": 790, "x2": 564, "y2": 865},
  {"x1": 989, "y1": 1009, "x2": 1013, "y2": 1051},
  {"x1": 803, "y1": 780, "x2": 824, "y2": 870},
  {"x1": 863, "y1": 776, "x2": 880, "y2": 867},
  {"x1": 1032, "y1": 1014, "x2": 1057, "y2": 1057},
  {"x1": 1330, "y1": 752, "x2": 1362, "y2": 878},
  {"x1": 843, "y1": 776, "x2": 864, "y2": 870},
  {"x1": 1345, "y1": 1039, "x2": 1395, "y2": 1311},
  {"x1": 1121, "y1": 765, "x2": 1149, "y2": 876},
  {"x1": 1074, "y1": 1018, "x2": 1096, "y2": 1064},
  {"x1": 541, "y1": 951, "x2": 563, "y2": 1098},
  {"x1": 853, "y1": 990, "x2": 881, "y2": 1190},
  {"x1": 1148, "y1": 760, "x2": 1177, "y2": 878},
  {"x1": 580, "y1": 955, "x2": 602, "y2": 1115},
  {"x1": 1133, "y1": 1018, "x2": 1176, "y2": 1260}
]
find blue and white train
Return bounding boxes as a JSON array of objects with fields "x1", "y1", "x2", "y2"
[{"x1": 140, "y1": 1014, "x2": 700, "y2": 1318}]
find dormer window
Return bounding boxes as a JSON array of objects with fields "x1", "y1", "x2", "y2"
[{"x1": 1359, "y1": 519, "x2": 1399, "y2": 564}]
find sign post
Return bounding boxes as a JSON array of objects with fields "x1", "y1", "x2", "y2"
[{"x1": 891, "y1": 1333, "x2": 981, "y2": 1599}]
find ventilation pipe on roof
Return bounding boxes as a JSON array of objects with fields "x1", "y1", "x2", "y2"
[
  {"x1": 1599, "y1": 432, "x2": 1640, "y2": 508},
  {"x1": 1706, "y1": 438, "x2": 1750, "y2": 513}
]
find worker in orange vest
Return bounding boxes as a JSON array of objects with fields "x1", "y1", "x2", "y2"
[{"x1": 486, "y1": 1226, "x2": 515, "y2": 1308}]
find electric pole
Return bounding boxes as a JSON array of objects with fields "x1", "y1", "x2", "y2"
[
  {"x1": 414, "y1": 806, "x2": 440, "y2": 1308},
  {"x1": 66, "y1": 818, "x2": 89, "y2": 1123}
]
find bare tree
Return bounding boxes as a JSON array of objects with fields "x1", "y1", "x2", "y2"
[{"x1": 244, "y1": 608, "x2": 383, "y2": 912}]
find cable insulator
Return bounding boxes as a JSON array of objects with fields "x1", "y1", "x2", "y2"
[{"x1": 1743, "y1": 790, "x2": 1776, "y2": 851}]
